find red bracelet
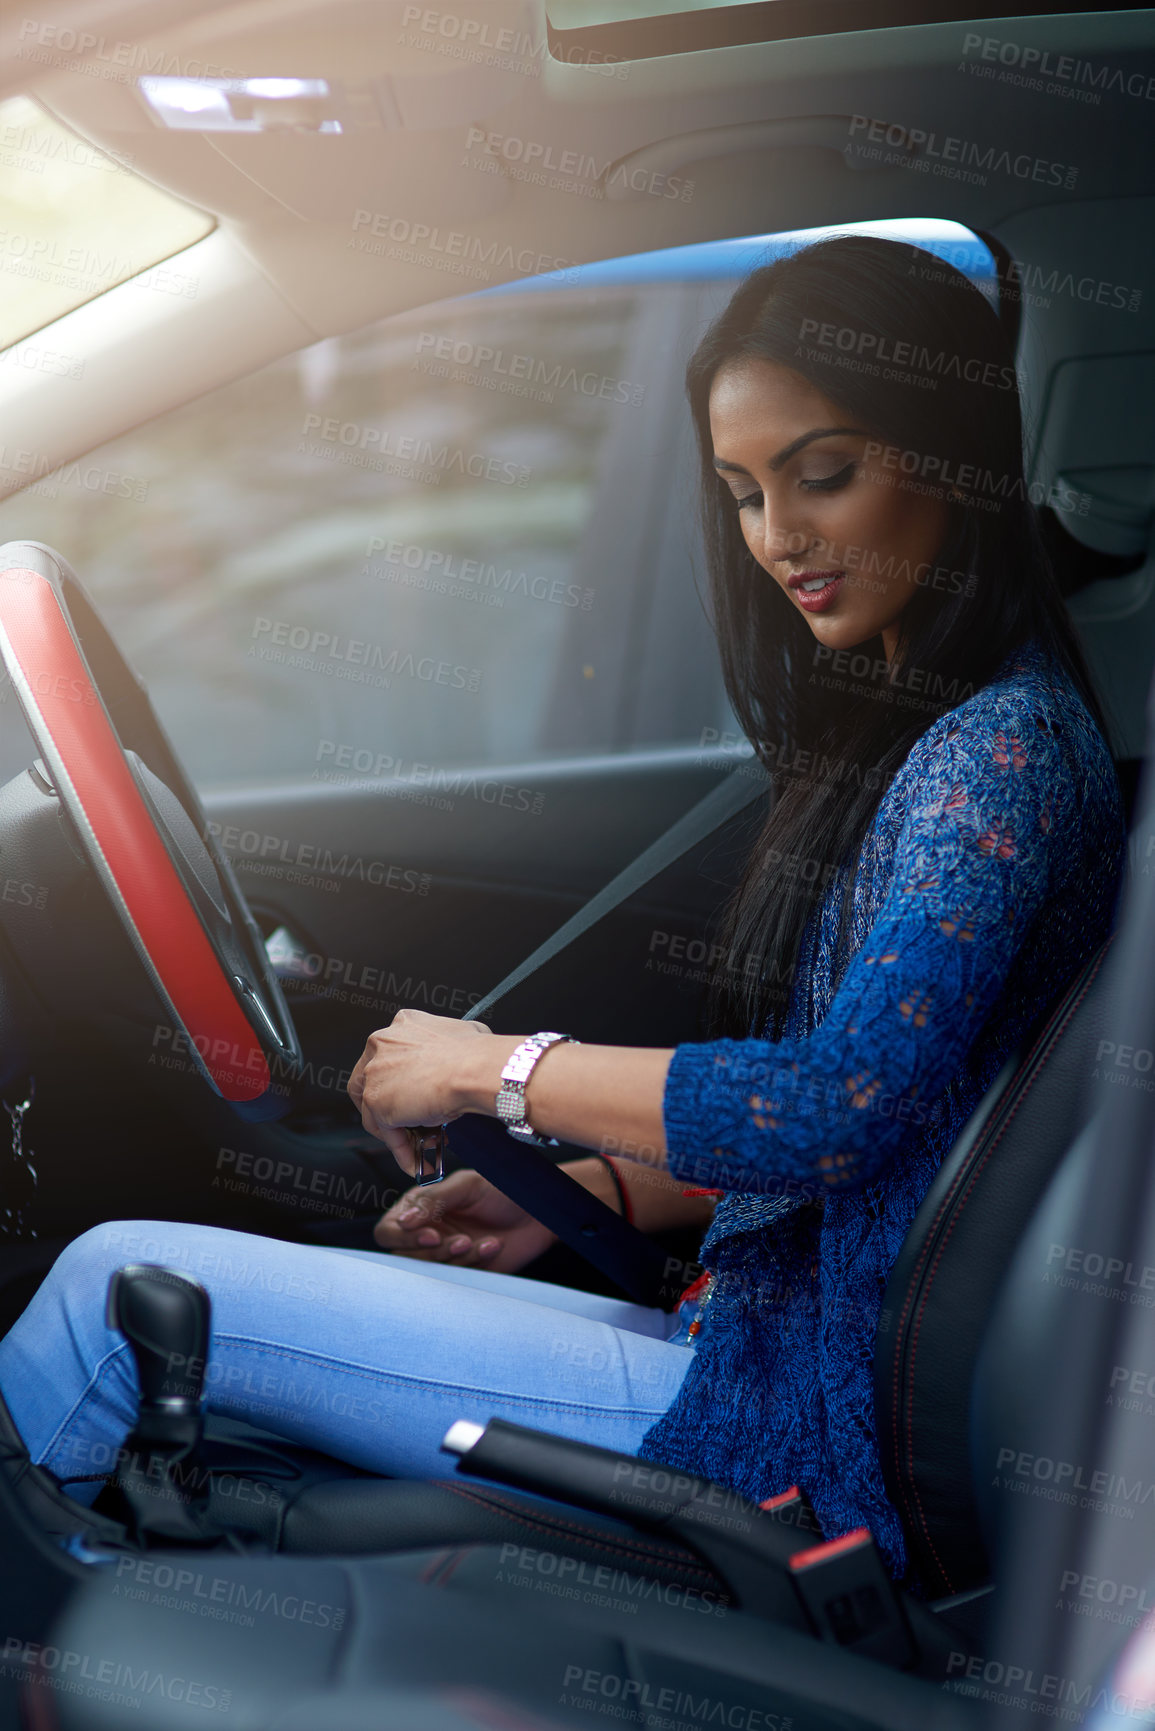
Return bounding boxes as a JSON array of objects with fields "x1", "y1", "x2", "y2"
[
  {"x1": 678, "y1": 1271, "x2": 712, "y2": 1306},
  {"x1": 601, "y1": 1156, "x2": 635, "y2": 1224},
  {"x1": 681, "y1": 1187, "x2": 724, "y2": 1198}
]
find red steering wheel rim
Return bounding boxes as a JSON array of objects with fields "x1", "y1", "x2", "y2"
[{"x1": 0, "y1": 562, "x2": 271, "y2": 1103}]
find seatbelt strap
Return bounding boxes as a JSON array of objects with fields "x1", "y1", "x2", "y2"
[
  {"x1": 463, "y1": 758, "x2": 772, "y2": 1024},
  {"x1": 444, "y1": 758, "x2": 773, "y2": 1307}
]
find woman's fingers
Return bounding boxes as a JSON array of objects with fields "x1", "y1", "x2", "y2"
[
  {"x1": 373, "y1": 1168, "x2": 505, "y2": 1264},
  {"x1": 379, "y1": 1221, "x2": 505, "y2": 1264},
  {"x1": 375, "y1": 1206, "x2": 438, "y2": 1250},
  {"x1": 375, "y1": 1196, "x2": 432, "y2": 1249},
  {"x1": 373, "y1": 1124, "x2": 419, "y2": 1175},
  {"x1": 374, "y1": 1199, "x2": 505, "y2": 1263},
  {"x1": 440, "y1": 1233, "x2": 502, "y2": 1263},
  {"x1": 379, "y1": 1169, "x2": 475, "y2": 1237}
]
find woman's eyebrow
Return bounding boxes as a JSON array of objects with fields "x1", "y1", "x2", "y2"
[{"x1": 712, "y1": 426, "x2": 869, "y2": 476}]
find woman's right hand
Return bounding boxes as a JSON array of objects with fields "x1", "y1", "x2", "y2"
[{"x1": 373, "y1": 1168, "x2": 557, "y2": 1274}]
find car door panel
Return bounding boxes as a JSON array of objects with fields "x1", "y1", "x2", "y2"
[{"x1": 201, "y1": 746, "x2": 757, "y2": 1055}]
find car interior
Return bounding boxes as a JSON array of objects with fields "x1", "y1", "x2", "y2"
[{"x1": 0, "y1": 0, "x2": 1154, "y2": 1726}]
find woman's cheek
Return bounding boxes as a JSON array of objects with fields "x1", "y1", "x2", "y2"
[
  {"x1": 828, "y1": 490, "x2": 873, "y2": 554},
  {"x1": 739, "y1": 519, "x2": 765, "y2": 571}
]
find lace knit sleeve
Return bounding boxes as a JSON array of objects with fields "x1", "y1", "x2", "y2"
[{"x1": 661, "y1": 704, "x2": 1073, "y2": 1197}]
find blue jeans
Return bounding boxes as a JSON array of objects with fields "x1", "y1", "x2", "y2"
[{"x1": 0, "y1": 1222, "x2": 696, "y2": 1503}]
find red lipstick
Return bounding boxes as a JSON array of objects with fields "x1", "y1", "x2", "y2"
[{"x1": 787, "y1": 569, "x2": 846, "y2": 613}]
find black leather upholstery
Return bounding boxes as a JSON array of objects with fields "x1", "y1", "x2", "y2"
[
  {"x1": 215, "y1": 937, "x2": 1116, "y2": 1592},
  {"x1": 258, "y1": 933, "x2": 1117, "y2": 1594},
  {"x1": 873, "y1": 935, "x2": 1115, "y2": 1598},
  {"x1": 0, "y1": 1391, "x2": 726, "y2": 1601},
  {"x1": 8, "y1": 880, "x2": 1134, "y2": 1730},
  {"x1": 280, "y1": 1475, "x2": 726, "y2": 1595},
  {"x1": 223, "y1": 1420, "x2": 727, "y2": 1593},
  {"x1": 0, "y1": 942, "x2": 1120, "y2": 1611}
]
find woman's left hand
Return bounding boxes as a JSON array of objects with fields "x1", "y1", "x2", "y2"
[{"x1": 347, "y1": 1009, "x2": 501, "y2": 1171}]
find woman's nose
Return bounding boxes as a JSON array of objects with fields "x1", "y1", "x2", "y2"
[{"x1": 758, "y1": 498, "x2": 812, "y2": 568}]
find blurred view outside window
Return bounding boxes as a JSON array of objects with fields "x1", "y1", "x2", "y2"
[{"x1": 0, "y1": 220, "x2": 991, "y2": 791}]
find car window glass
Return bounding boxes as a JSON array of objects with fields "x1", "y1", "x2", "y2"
[
  {"x1": 0, "y1": 95, "x2": 214, "y2": 350},
  {"x1": 0, "y1": 278, "x2": 739, "y2": 788},
  {"x1": 0, "y1": 220, "x2": 993, "y2": 793}
]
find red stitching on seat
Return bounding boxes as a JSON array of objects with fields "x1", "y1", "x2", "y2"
[
  {"x1": 886, "y1": 937, "x2": 1111, "y2": 1594},
  {"x1": 434, "y1": 1481, "x2": 719, "y2": 1587}
]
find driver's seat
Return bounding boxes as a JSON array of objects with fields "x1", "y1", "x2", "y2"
[
  {"x1": 2, "y1": 930, "x2": 1115, "y2": 1616},
  {"x1": 275, "y1": 928, "x2": 1117, "y2": 1599}
]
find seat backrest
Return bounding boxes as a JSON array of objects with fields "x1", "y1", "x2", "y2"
[{"x1": 873, "y1": 935, "x2": 1115, "y2": 1599}]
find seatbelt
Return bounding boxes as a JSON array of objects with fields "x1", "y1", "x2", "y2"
[{"x1": 444, "y1": 757, "x2": 773, "y2": 1307}]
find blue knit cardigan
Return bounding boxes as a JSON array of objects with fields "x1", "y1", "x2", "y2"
[{"x1": 639, "y1": 635, "x2": 1127, "y2": 1581}]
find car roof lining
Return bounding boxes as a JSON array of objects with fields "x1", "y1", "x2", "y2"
[
  {"x1": 15, "y1": 1, "x2": 1155, "y2": 325},
  {"x1": 2, "y1": 0, "x2": 1154, "y2": 542}
]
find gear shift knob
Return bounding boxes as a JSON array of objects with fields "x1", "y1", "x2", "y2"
[
  {"x1": 106, "y1": 1264, "x2": 210, "y2": 1426},
  {"x1": 97, "y1": 1265, "x2": 226, "y2": 1547}
]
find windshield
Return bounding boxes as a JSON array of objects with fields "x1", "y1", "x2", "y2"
[{"x1": 0, "y1": 94, "x2": 214, "y2": 351}]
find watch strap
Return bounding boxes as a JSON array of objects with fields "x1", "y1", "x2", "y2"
[{"x1": 496, "y1": 1031, "x2": 577, "y2": 1144}]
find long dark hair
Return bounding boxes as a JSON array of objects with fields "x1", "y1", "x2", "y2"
[{"x1": 695, "y1": 233, "x2": 1116, "y2": 1042}]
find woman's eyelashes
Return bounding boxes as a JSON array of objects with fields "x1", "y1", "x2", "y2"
[
  {"x1": 801, "y1": 461, "x2": 857, "y2": 494},
  {"x1": 730, "y1": 461, "x2": 857, "y2": 512}
]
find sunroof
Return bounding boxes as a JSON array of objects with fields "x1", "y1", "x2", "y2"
[{"x1": 548, "y1": 0, "x2": 1155, "y2": 61}]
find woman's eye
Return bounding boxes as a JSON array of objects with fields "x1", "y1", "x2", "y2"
[
  {"x1": 801, "y1": 462, "x2": 856, "y2": 494},
  {"x1": 734, "y1": 492, "x2": 762, "y2": 513}
]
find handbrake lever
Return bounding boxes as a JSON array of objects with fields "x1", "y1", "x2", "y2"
[
  {"x1": 442, "y1": 1416, "x2": 817, "y2": 1627},
  {"x1": 442, "y1": 1418, "x2": 926, "y2": 1669}
]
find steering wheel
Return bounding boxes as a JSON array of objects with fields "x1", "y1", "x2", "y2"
[
  {"x1": 0, "y1": 540, "x2": 677, "y2": 1300},
  {"x1": 0, "y1": 541, "x2": 299, "y2": 1121}
]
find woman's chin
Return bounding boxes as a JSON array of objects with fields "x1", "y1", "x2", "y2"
[{"x1": 802, "y1": 615, "x2": 876, "y2": 653}]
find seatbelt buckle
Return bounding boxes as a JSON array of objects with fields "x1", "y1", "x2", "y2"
[
  {"x1": 759, "y1": 1485, "x2": 823, "y2": 1540},
  {"x1": 407, "y1": 1125, "x2": 446, "y2": 1187},
  {"x1": 787, "y1": 1527, "x2": 915, "y2": 1668}
]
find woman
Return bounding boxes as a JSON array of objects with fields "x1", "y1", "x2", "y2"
[{"x1": 0, "y1": 235, "x2": 1126, "y2": 1586}]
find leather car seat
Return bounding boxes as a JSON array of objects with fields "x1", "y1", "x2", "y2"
[
  {"x1": 874, "y1": 933, "x2": 1115, "y2": 1598},
  {"x1": 267, "y1": 930, "x2": 1118, "y2": 1597},
  {"x1": 0, "y1": 932, "x2": 1117, "y2": 1619}
]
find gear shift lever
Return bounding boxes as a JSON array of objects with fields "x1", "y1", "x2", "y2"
[
  {"x1": 96, "y1": 1265, "x2": 218, "y2": 1545},
  {"x1": 106, "y1": 1264, "x2": 209, "y2": 1454}
]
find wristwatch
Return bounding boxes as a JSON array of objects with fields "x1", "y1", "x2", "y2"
[{"x1": 496, "y1": 1031, "x2": 578, "y2": 1145}]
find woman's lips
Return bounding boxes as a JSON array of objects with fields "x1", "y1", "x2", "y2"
[{"x1": 787, "y1": 570, "x2": 846, "y2": 613}]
